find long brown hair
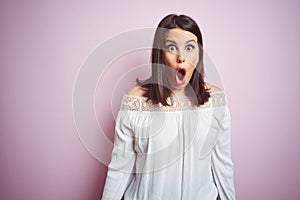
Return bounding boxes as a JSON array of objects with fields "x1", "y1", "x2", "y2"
[{"x1": 137, "y1": 14, "x2": 211, "y2": 106}]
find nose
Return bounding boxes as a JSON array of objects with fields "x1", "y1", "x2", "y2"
[{"x1": 177, "y1": 54, "x2": 185, "y2": 63}]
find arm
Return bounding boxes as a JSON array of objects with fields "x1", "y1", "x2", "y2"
[
  {"x1": 211, "y1": 105, "x2": 236, "y2": 200},
  {"x1": 102, "y1": 110, "x2": 136, "y2": 200}
]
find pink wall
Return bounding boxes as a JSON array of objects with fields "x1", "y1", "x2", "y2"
[{"x1": 1, "y1": 0, "x2": 300, "y2": 199}]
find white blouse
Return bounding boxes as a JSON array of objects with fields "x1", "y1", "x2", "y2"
[{"x1": 102, "y1": 91, "x2": 236, "y2": 200}]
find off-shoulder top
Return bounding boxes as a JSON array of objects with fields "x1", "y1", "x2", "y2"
[{"x1": 102, "y1": 91, "x2": 236, "y2": 200}]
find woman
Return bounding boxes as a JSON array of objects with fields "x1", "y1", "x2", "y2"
[{"x1": 102, "y1": 14, "x2": 236, "y2": 200}]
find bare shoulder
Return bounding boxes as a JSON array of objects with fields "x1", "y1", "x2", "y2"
[
  {"x1": 204, "y1": 82, "x2": 223, "y2": 93},
  {"x1": 126, "y1": 85, "x2": 145, "y2": 97}
]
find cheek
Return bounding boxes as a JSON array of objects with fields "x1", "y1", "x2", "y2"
[
  {"x1": 186, "y1": 55, "x2": 198, "y2": 81},
  {"x1": 163, "y1": 52, "x2": 177, "y2": 67},
  {"x1": 187, "y1": 68, "x2": 195, "y2": 80},
  {"x1": 186, "y1": 52, "x2": 199, "y2": 67}
]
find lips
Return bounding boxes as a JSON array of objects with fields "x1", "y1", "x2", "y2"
[{"x1": 175, "y1": 68, "x2": 186, "y2": 85}]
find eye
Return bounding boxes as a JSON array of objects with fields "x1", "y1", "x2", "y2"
[
  {"x1": 167, "y1": 44, "x2": 177, "y2": 52},
  {"x1": 186, "y1": 44, "x2": 195, "y2": 51}
]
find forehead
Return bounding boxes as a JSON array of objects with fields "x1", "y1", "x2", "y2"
[{"x1": 164, "y1": 28, "x2": 198, "y2": 43}]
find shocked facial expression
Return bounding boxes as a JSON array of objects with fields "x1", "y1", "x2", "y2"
[{"x1": 163, "y1": 28, "x2": 199, "y2": 91}]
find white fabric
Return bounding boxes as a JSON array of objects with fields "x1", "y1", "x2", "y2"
[{"x1": 102, "y1": 91, "x2": 236, "y2": 200}]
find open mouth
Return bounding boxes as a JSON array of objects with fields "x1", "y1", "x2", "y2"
[
  {"x1": 177, "y1": 68, "x2": 186, "y2": 80},
  {"x1": 175, "y1": 68, "x2": 186, "y2": 85}
]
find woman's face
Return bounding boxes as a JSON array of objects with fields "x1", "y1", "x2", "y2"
[{"x1": 163, "y1": 28, "x2": 199, "y2": 92}]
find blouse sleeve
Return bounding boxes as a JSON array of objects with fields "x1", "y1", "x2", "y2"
[
  {"x1": 211, "y1": 105, "x2": 236, "y2": 200},
  {"x1": 101, "y1": 109, "x2": 136, "y2": 200}
]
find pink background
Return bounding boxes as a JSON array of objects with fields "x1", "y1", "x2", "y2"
[{"x1": 1, "y1": 0, "x2": 300, "y2": 199}]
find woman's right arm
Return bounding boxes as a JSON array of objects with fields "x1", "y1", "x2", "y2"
[{"x1": 101, "y1": 110, "x2": 136, "y2": 200}]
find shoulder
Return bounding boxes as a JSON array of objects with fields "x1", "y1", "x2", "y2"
[
  {"x1": 120, "y1": 86, "x2": 146, "y2": 111},
  {"x1": 126, "y1": 85, "x2": 146, "y2": 97},
  {"x1": 204, "y1": 82, "x2": 223, "y2": 93},
  {"x1": 204, "y1": 82, "x2": 228, "y2": 107}
]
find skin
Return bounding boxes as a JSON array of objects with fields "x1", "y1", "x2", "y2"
[{"x1": 163, "y1": 28, "x2": 199, "y2": 96}]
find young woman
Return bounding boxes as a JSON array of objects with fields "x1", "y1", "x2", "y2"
[{"x1": 102, "y1": 14, "x2": 236, "y2": 200}]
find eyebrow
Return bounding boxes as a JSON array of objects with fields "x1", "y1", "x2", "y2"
[{"x1": 165, "y1": 39, "x2": 197, "y2": 44}]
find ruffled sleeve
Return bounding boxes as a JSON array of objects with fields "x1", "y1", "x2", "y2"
[
  {"x1": 211, "y1": 105, "x2": 236, "y2": 200},
  {"x1": 101, "y1": 109, "x2": 136, "y2": 200}
]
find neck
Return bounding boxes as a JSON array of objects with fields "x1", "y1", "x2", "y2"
[{"x1": 171, "y1": 87, "x2": 186, "y2": 97}]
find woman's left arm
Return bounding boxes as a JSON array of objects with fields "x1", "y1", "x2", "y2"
[{"x1": 211, "y1": 105, "x2": 236, "y2": 200}]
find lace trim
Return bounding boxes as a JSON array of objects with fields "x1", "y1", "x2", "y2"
[{"x1": 120, "y1": 91, "x2": 227, "y2": 112}]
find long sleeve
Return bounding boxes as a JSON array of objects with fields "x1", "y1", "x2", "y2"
[
  {"x1": 211, "y1": 105, "x2": 236, "y2": 200},
  {"x1": 101, "y1": 110, "x2": 136, "y2": 200}
]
